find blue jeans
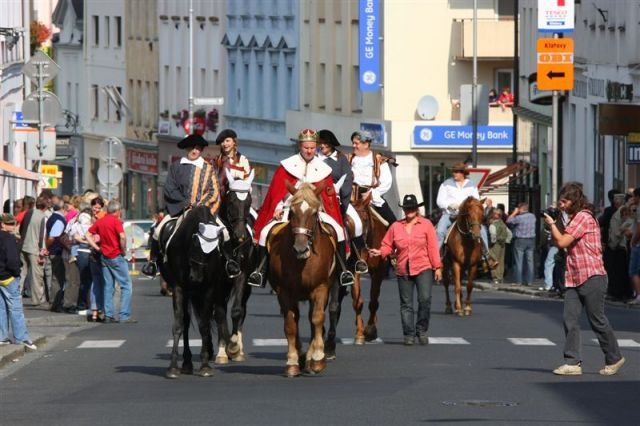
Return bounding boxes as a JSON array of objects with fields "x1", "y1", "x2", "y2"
[
  {"x1": 513, "y1": 237, "x2": 535, "y2": 285},
  {"x1": 397, "y1": 270, "x2": 434, "y2": 337},
  {"x1": 544, "y1": 246, "x2": 558, "y2": 289},
  {"x1": 89, "y1": 253, "x2": 104, "y2": 312},
  {"x1": 76, "y1": 251, "x2": 93, "y2": 310},
  {"x1": 436, "y1": 212, "x2": 489, "y2": 250},
  {"x1": 0, "y1": 277, "x2": 31, "y2": 342},
  {"x1": 101, "y1": 255, "x2": 133, "y2": 320}
]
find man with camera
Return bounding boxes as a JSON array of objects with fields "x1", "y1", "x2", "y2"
[{"x1": 506, "y1": 202, "x2": 536, "y2": 286}]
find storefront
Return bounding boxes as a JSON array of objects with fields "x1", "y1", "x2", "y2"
[{"x1": 123, "y1": 144, "x2": 158, "y2": 219}]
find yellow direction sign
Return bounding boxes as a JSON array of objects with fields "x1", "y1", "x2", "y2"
[
  {"x1": 537, "y1": 38, "x2": 574, "y2": 91},
  {"x1": 40, "y1": 164, "x2": 59, "y2": 176},
  {"x1": 43, "y1": 175, "x2": 58, "y2": 189}
]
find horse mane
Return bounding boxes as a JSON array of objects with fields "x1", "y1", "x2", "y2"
[{"x1": 290, "y1": 183, "x2": 322, "y2": 209}]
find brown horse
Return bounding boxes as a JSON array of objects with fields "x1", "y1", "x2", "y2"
[
  {"x1": 347, "y1": 191, "x2": 388, "y2": 344},
  {"x1": 442, "y1": 196, "x2": 485, "y2": 316},
  {"x1": 268, "y1": 181, "x2": 337, "y2": 377}
]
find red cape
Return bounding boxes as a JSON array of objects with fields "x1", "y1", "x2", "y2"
[{"x1": 253, "y1": 165, "x2": 343, "y2": 241}]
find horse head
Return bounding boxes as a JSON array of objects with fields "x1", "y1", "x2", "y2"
[
  {"x1": 457, "y1": 197, "x2": 485, "y2": 241},
  {"x1": 286, "y1": 180, "x2": 323, "y2": 260},
  {"x1": 223, "y1": 168, "x2": 254, "y2": 243}
]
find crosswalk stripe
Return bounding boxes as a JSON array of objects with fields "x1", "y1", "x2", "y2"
[
  {"x1": 252, "y1": 338, "x2": 288, "y2": 346},
  {"x1": 339, "y1": 337, "x2": 384, "y2": 345},
  {"x1": 165, "y1": 339, "x2": 203, "y2": 348},
  {"x1": 77, "y1": 340, "x2": 126, "y2": 349},
  {"x1": 508, "y1": 338, "x2": 556, "y2": 346},
  {"x1": 428, "y1": 337, "x2": 470, "y2": 345},
  {"x1": 591, "y1": 338, "x2": 640, "y2": 348}
]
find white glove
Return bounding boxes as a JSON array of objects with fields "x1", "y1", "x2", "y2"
[{"x1": 448, "y1": 203, "x2": 459, "y2": 211}]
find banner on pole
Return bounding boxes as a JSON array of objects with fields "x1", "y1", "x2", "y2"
[{"x1": 359, "y1": 0, "x2": 380, "y2": 92}]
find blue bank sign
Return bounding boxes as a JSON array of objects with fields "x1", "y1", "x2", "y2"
[
  {"x1": 413, "y1": 125, "x2": 513, "y2": 148},
  {"x1": 359, "y1": 0, "x2": 380, "y2": 92}
]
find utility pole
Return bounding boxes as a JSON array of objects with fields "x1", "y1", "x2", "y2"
[
  {"x1": 188, "y1": 0, "x2": 194, "y2": 135},
  {"x1": 471, "y1": 0, "x2": 478, "y2": 167}
]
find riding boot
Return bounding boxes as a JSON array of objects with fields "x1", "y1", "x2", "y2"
[
  {"x1": 350, "y1": 236, "x2": 369, "y2": 274},
  {"x1": 142, "y1": 239, "x2": 159, "y2": 277},
  {"x1": 337, "y1": 241, "x2": 355, "y2": 287},
  {"x1": 248, "y1": 245, "x2": 268, "y2": 288},
  {"x1": 222, "y1": 247, "x2": 241, "y2": 278},
  {"x1": 480, "y1": 239, "x2": 498, "y2": 273}
]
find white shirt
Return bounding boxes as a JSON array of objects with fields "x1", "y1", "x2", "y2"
[
  {"x1": 351, "y1": 152, "x2": 392, "y2": 207},
  {"x1": 180, "y1": 156, "x2": 205, "y2": 169},
  {"x1": 436, "y1": 177, "x2": 480, "y2": 215}
]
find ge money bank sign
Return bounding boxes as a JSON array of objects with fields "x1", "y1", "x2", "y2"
[
  {"x1": 359, "y1": 0, "x2": 380, "y2": 92},
  {"x1": 413, "y1": 125, "x2": 513, "y2": 149}
]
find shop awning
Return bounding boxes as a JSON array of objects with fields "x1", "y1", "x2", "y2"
[
  {"x1": 0, "y1": 159, "x2": 40, "y2": 182},
  {"x1": 480, "y1": 160, "x2": 536, "y2": 195}
]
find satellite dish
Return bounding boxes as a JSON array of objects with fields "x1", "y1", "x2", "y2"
[{"x1": 416, "y1": 95, "x2": 439, "y2": 120}]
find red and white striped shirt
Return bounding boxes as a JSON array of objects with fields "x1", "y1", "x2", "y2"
[{"x1": 564, "y1": 210, "x2": 606, "y2": 287}]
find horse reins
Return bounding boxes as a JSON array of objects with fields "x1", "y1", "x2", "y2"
[{"x1": 455, "y1": 212, "x2": 483, "y2": 240}]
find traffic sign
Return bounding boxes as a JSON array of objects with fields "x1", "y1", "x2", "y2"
[
  {"x1": 99, "y1": 137, "x2": 124, "y2": 160},
  {"x1": 627, "y1": 133, "x2": 640, "y2": 165},
  {"x1": 22, "y1": 50, "x2": 60, "y2": 87},
  {"x1": 40, "y1": 164, "x2": 59, "y2": 176},
  {"x1": 22, "y1": 91, "x2": 63, "y2": 125},
  {"x1": 42, "y1": 175, "x2": 58, "y2": 189},
  {"x1": 538, "y1": 0, "x2": 574, "y2": 33},
  {"x1": 193, "y1": 97, "x2": 224, "y2": 106},
  {"x1": 97, "y1": 163, "x2": 123, "y2": 186},
  {"x1": 536, "y1": 38, "x2": 574, "y2": 91}
]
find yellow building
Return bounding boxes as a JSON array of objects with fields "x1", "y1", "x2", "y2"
[{"x1": 287, "y1": 0, "x2": 517, "y2": 212}]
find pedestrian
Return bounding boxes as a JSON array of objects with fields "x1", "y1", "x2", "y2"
[
  {"x1": 488, "y1": 208, "x2": 511, "y2": 284},
  {"x1": 506, "y1": 202, "x2": 536, "y2": 286},
  {"x1": 86, "y1": 200, "x2": 136, "y2": 324},
  {"x1": 0, "y1": 213, "x2": 36, "y2": 350},
  {"x1": 627, "y1": 188, "x2": 640, "y2": 304},
  {"x1": 19, "y1": 196, "x2": 49, "y2": 308},
  {"x1": 369, "y1": 194, "x2": 442, "y2": 346},
  {"x1": 543, "y1": 182, "x2": 625, "y2": 376},
  {"x1": 605, "y1": 199, "x2": 633, "y2": 300},
  {"x1": 541, "y1": 204, "x2": 560, "y2": 291},
  {"x1": 45, "y1": 198, "x2": 67, "y2": 312}
]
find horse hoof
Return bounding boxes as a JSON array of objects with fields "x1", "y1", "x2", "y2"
[
  {"x1": 364, "y1": 325, "x2": 378, "y2": 342},
  {"x1": 226, "y1": 343, "x2": 241, "y2": 358},
  {"x1": 455, "y1": 310, "x2": 463, "y2": 317},
  {"x1": 215, "y1": 356, "x2": 229, "y2": 365},
  {"x1": 198, "y1": 366, "x2": 214, "y2": 377},
  {"x1": 325, "y1": 350, "x2": 336, "y2": 360},
  {"x1": 309, "y1": 358, "x2": 327, "y2": 374},
  {"x1": 464, "y1": 308, "x2": 472, "y2": 316},
  {"x1": 166, "y1": 368, "x2": 180, "y2": 379},
  {"x1": 354, "y1": 336, "x2": 366, "y2": 345},
  {"x1": 285, "y1": 365, "x2": 301, "y2": 377},
  {"x1": 181, "y1": 364, "x2": 194, "y2": 375},
  {"x1": 445, "y1": 306, "x2": 453, "y2": 314},
  {"x1": 231, "y1": 353, "x2": 246, "y2": 362}
]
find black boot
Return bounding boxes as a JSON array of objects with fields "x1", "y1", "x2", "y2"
[
  {"x1": 222, "y1": 246, "x2": 241, "y2": 278},
  {"x1": 479, "y1": 239, "x2": 498, "y2": 273},
  {"x1": 248, "y1": 245, "x2": 268, "y2": 288},
  {"x1": 351, "y1": 236, "x2": 369, "y2": 274},
  {"x1": 337, "y1": 241, "x2": 355, "y2": 287},
  {"x1": 142, "y1": 239, "x2": 159, "y2": 277}
]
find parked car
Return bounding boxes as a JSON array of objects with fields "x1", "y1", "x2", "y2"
[{"x1": 123, "y1": 219, "x2": 154, "y2": 262}]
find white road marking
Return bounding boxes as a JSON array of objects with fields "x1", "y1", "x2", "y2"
[
  {"x1": 508, "y1": 338, "x2": 556, "y2": 346},
  {"x1": 77, "y1": 340, "x2": 126, "y2": 349},
  {"x1": 427, "y1": 337, "x2": 470, "y2": 345},
  {"x1": 339, "y1": 337, "x2": 384, "y2": 345},
  {"x1": 165, "y1": 339, "x2": 202, "y2": 348},
  {"x1": 252, "y1": 338, "x2": 288, "y2": 346},
  {"x1": 591, "y1": 339, "x2": 640, "y2": 348}
]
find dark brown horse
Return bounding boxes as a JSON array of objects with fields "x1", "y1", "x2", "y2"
[
  {"x1": 268, "y1": 182, "x2": 337, "y2": 377},
  {"x1": 347, "y1": 191, "x2": 388, "y2": 344},
  {"x1": 442, "y1": 196, "x2": 485, "y2": 316}
]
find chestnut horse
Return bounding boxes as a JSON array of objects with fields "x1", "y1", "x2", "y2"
[
  {"x1": 347, "y1": 191, "x2": 388, "y2": 344},
  {"x1": 268, "y1": 181, "x2": 337, "y2": 377},
  {"x1": 442, "y1": 196, "x2": 485, "y2": 316}
]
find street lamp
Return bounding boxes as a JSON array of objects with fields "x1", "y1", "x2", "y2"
[{"x1": 0, "y1": 27, "x2": 25, "y2": 51}]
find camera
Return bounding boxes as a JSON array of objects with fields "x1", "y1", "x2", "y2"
[{"x1": 541, "y1": 207, "x2": 560, "y2": 220}]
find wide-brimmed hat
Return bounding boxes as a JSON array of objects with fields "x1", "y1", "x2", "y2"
[
  {"x1": 1, "y1": 213, "x2": 16, "y2": 224},
  {"x1": 318, "y1": 129, "x2": 340, "y2": 147},
  {"x1": 177, "y1": 134, "x2": 208, "y2": 149},
  {"x1": 398, "y1": 194, "x2": 424, "y2": 209},
  {"x1": 450, "y1": 162, "x2": 470, "y2": 175},
  {"x1": 298, "y1": 128, "x2": 319, "y2": 143},
  {"x1": 215, "y1": 129, "x2": 237, "y2": 145}
]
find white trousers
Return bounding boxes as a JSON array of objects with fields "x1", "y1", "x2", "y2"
[
  {"x1": 345, "y1": 204, "x2": 363, "y2": 238},
  {"x1": 258, "y1": 211, "x2": 345, "y2": 246}
]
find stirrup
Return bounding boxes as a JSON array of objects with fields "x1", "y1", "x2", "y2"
[
  {"x1": 354, "y1": 259, "x2": 369, "y2": 274},
  {"x1": 141, "y1": 261, "x2": 158, "y2": 277},
  {"x1": 225, "y1": 260, "x2": 241, "y2": 279},
  {"x1": 248, "y1": 271, "x2": 264, "y2": 288},
  {"x1": 340, "y1": 271, "x2": 355, "y2": 287}
]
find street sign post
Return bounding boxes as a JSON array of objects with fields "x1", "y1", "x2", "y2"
[
  {"x1": 98, "y1": 137, "x2": 124, "y2": 200},
  {"x1": 193, "y1": 97, "x2": 224, "y2": 106},
  {"x1": 538, "y1": 0, "x2": 575, "y2": 33},
  {"x1": 537, "y1": 38, "x2": 574, "y2": 91}
]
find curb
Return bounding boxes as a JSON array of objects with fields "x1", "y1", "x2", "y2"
[
  {"x1": 0, "y1": 335, "x2": 47, "y2": 370},
  {"x1": 26, "y1": 314, "x2": 89, "y2": 327}
]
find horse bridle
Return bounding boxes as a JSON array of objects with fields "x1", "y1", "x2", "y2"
[
  {"x1": 455, "y1": 212, "x2": 483, "y2": 240},
  {"x1": 291, "y1": 216, "x2": 319, "y2": 247}
]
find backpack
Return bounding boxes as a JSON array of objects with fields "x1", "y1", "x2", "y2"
[{"x1": 494, "y1": 220, "x2": 509, "y2": 244}]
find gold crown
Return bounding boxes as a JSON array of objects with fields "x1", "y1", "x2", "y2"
[{"x1": 298, "y1": 128, "x2": 318, "y2": 142}]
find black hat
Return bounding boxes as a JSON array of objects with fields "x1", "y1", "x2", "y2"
[
  {"x1": 215, "y1": 129, "x2": 237, "y2": 145},
  {"x1": 177, "y1": 134, "x2": 208, "y2": 149},
  {"x1": 398, "y1": 194, "x2": 424, "y2": 209},
  {"x1": 318, "y1": 129, "x2": 340, "y2": 147}
]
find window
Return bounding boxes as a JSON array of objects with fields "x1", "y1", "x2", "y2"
[
  {"x1": 495, "y1": 69, "x2": 513, "y2": 93},
  {"x1": 105, "y1": 16, "x2": 110, "y2": 47},
  {"x1": 91, "y1": 84, "x2": 99, "y2": 119},
  {"x1": 334, "y1": 64, "x2": 342, "y2": 111},
  {"x1": 137, "y1": 80, "x2": 142, "y2": 127},
  {"x1": 66, "y1": 82, "x2": 72, "y2": 110},
  {"x1": 128, "y1": 79, "x2": 134, "y2": 125},
  {"x1": 351, "y1": 66, "x2": 363, "y2": 112},
  {"x1": 105, "y1": 87, "x2": 111, "y2": 121},
  {"x1": 317, "y1": 63, "x2": 326, "y2": 109},
  {"x1": 92, "y1": 15, "x2": 100, "y2": 45},
  {"x1": 271, "y1": 65, "x2": 278, "y2": 118},
  {"x1": 304, "y1": 61, "x2": 311, "y2": 107},
  {"x1": 115, "y1": 17, "x2": 122, "y2": 47},
  {"x1": 497, "y1": 0, "x2": 515, "y2": 18}
]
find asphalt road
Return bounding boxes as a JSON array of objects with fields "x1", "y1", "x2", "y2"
[{"x1": 1, "y1": 275, "x2": 638, "y2": 426}]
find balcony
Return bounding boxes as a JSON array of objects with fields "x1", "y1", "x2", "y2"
[{"x1": 452, "y1": 19, "x2": 515, "y2": 60}]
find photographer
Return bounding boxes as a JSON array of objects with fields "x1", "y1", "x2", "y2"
[{"x1": 543, "y1": 182, "x2": 625, "y2": 376}]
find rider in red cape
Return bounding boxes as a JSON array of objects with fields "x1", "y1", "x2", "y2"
[{"x1": 249, "y1": 129, "x2": 354, "y2": 288}]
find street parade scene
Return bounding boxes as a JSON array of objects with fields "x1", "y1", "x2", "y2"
[{"x1": 0, "y1": 1, "x2": 638, "y2": 425}]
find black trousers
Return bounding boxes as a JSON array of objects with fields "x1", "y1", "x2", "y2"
[{"x1": 373, "y1": 201, "x2": 397, "y2": 226}]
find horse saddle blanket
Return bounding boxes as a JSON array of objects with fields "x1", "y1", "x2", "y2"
[{"x1": 266, "y1": 222, "x2": 289, "y2": 253}]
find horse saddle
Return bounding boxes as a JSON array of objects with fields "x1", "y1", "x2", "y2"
[
  {"x1": 443, "y1": 219, "x2": 457, "y2": 245},
  {"x1": 159, "y1": 218, "x2": 177, "y2": 257}
]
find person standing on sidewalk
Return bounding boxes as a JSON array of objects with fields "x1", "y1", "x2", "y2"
[
  {"x1": 544, "y1": 182, "x2": 625, "y2": 376},
  {"x1": 85, "y1": 201, "x2": 136, "y2": 324},
  {"x1": 45, "y1": 199, "x2": 67, "y2": 312},
  {"x1": 0, "y1": 214, "x2": 36, "y2": 350},
  {"x1": 20, "y1": 196, "x2": 49, "y2": 308},
  {"x1": 488, "y1": 208, "x2": 511, "y2": 284},
  {"x1": 369, "y1": 194, "x2": 442, "y2": 346},
  {"x1": 506, "y1": 202, "x2": 536, "y2": 286}
]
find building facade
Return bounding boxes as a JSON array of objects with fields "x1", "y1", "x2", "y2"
[{"x1": 287, "y1": 0, "x2": 517, "y2": 214}]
